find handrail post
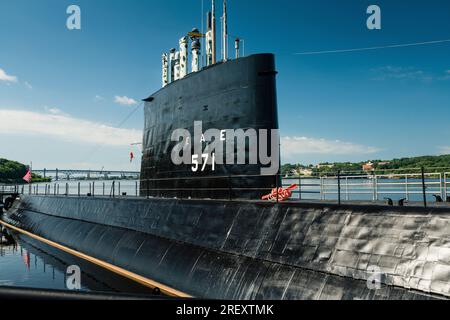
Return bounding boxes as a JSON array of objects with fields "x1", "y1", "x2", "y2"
[
  {"x1": 298, "y1": 176, "x2": 302, "y2": 201},
  {"x1": 405, "y1": 175, "x2": 409, "y2": 201},
  {"x1": 146, "y1": 179, "x2": 150, "y2": 199},
  {"x1": 445, "y1": 173, "x2": 448, "y2": 201},
  {"x1": 112, "y1": 181, "x2": 115, "y2": 198},
  {"x1": 92, "y1": 181, "x2": 95, "y2": 197},
  {"x1": 78, "y1": 182, "x2": 80, "y2": 197},
  {"x1": 421, "y1": 167, "x2": 427, "y2": 208},
  {"x1": 135, "y1": 181, "x2": 138, "y2": 197},
  {"x1": 337, "y1": 170, "x2": 341, "y2": 206},
  {"x1": 375, "y1": 175, "x2": 379, "y2": 201},
  {"x1": 320, "y1": 177, "x2": 324, "y2": 200},
  {"x1": 346, "y1": 177, "x2": 349, "y2": 201},
  {"x1": 372, "y1": 171, "x2": 376, "y2": 201}
]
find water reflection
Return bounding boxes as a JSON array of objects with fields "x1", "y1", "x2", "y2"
[{"x1": 0, "y1": 226, "x2": 156, "y2": 296}]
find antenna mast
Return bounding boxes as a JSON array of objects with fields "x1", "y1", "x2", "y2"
[
  {"x1": 211, "y1": 0, "x2": 217, "y2": 64},
  {"x1": 222, "y1": 0, "x2": 228, "y2": 61}
]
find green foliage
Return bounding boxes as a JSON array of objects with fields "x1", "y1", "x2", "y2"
[
  {"x1": 376, "y1": 155, "x2": 450, "y2": 171},
  {"x1": 281, "y1": 163, "x2": 300, "y2": 176},
  {"x1": 0, "y1": 158, "x2": 50, "y2": 184},
  {"x1": 0, "y1": 158, "x2": 28, "y2": 183},
  {"x1": 280, "y1": 163, "x2": 314, "y2": 176},
  {"x1": 282, "y1": 154, "x2": 450, "y2": 177}
]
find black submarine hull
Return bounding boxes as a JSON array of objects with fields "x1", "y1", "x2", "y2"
[
  {"x1": 2, "y1": 195, "x2": 449, "y2": 300},
  {"x1": 141, "y1": 54, "x2": 279, "y2": 199}
]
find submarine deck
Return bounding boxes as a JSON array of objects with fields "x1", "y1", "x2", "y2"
[{"x1": 2, "y1": 195, "x2": 450, "y2": 299}]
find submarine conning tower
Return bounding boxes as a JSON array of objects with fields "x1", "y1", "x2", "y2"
[
  {"x1": 161, "y1": 0, "x2": 237, "y2": 87},
  {"x1": 140, "y1": 0, "x2": 280, "y2": 200}
]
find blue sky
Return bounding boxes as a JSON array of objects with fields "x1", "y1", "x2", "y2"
[{"x1": 0, "y1": 0, "x2": 449, "y2": 169}]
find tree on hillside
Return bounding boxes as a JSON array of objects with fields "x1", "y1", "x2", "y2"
[
  {"x1": 0, "y1": 158, "x2": 28, "y2": 183},
  {"x1": 0, "y1": 158, "x2": 50, "y2": 184}
]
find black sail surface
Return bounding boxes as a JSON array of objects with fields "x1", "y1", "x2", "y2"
[{"x1": 140, "y1": 54, "x2": 280, "y2": 200}]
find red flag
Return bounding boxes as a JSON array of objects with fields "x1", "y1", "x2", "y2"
[
  {"x1": 130, "y1": 151, "x2": 135, "y2": 163},
  {"x1": 23, "y1": 169, "x2": 32, "y2": 183}
]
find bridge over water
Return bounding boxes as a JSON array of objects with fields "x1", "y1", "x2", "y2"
[{"x1": 34, "y1": 169, "x2": 140, "y2": 181}]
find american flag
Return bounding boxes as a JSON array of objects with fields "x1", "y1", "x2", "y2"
[
  {"x1": 130, "y1": 151, "x2": 135, "y2": 163},
  {"x1": 23, "y1": 169, "x2": 32, "y2": 183}
]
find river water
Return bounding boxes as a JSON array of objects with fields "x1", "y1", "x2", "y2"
[{"x1": 0, "y1": 228, "x2": 156, "y2": 296}]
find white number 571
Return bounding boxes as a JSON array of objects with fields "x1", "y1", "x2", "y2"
[{"x1": 191, "y1": 153, "x2": 215, "y2": 172}]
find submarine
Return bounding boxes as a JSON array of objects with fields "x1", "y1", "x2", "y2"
[{"x1": 1, "y1": 0, "x2": 450, "y2": 300}]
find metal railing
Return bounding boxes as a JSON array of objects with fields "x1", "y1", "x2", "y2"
[
  {"x1": 283, "y1": 167, "x2": 450, "y2": 206},
  {"x1": 3, "y1": 168, "x2": 450, "y2": 207},
  {"x1": 0, "y1": 185, "x2": 20, "y2": 194},
  {"x1": 320, "y1": 172, "x2": 443, "y2": 201},
  {"x1": 21, "y1": 180, "x2": 141, "y2": 198},
  {"x1": 445, "y1": 172, "x2": 450, "y2": 201},
  {"x1": 13, "y1": 175, "x2": 276, "y2": 202}
]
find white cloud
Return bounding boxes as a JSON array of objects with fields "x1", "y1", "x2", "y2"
[
  {"x1": 24, "y1": 81, "x2": 33, "y2": 89},
  {"x1": 371, "y1": 66, "x2": 431, "y2": 81},
  {"x1": 114, "y1": 95, "x2": 138, "y2": 106},
  {"x1": 281, "y1": 136, "x2": 380, "y2": 158},
  {"x1": 44, "y1": 106, "x2": 64, "y2": 115},
  {"x1": 0, "y1": 68, "x2": 18, "y2": 83},
  {"x1": 439, "y1": 70, "x2": 450, "y2": 80},
  {"x1": 94, "y1": 95, "x2": 105, "y2": 102},
  {"x1": 439, "y1": 146, "x2": 450, "y2": 155},
  {"x1": 0, "y1": 109, "x2": 141, "y2": 147}
]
